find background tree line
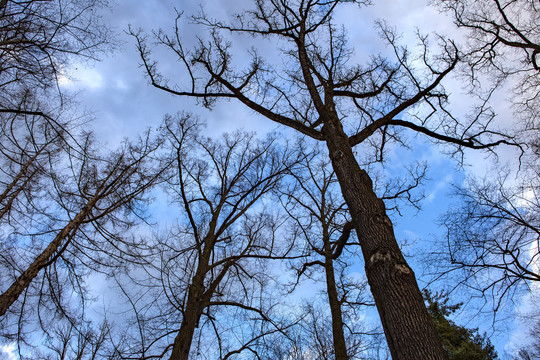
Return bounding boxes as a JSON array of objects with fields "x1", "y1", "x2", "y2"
[{"x1": 0, "y1": 0, "x2": 538, "y2": 359}]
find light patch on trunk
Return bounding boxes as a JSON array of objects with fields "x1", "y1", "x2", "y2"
[
  {"x1": 370, "y1": 250, "x2": 392, "y2": 264},
  {"x1": 395, "y1": 263, "x2": 411, "y2": 274}
]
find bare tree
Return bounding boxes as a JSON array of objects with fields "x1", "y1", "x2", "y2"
[
  {"x1": 0, "y1": 99, "x2": 67, "y2": 229},
  {"x1": 437, "y1": 0, "x2": 539, "y2": 130},
  {"x1": 0, "y1": 0, "x2": 112, "y2": 229},
  {"x1": 131, "y1": 1, "x2": 520, "y2": 357},
  {"x1": 0, "y1": 0, "x2": 110, "y2": 94},
  {"x1": 440, "y1": 0, "x2": 539, "y2": 67},
  {"x1": 439, "y1": 0, "x2": 539, "y2": 70},
  {"x1": 0, "y1": 1, "x2": 180, "y2": 358},
  {"x1": 32, "y1": 320, "x2": 119, "y2": 360},
  {"x1": 0, "y1": 129, "x2": 164, "y2": 356},
  {"x1": 280, "y1": 147, "x2": 378, "y2": 360},
  {"x1": 430, "y1": 0, "x2": 539, "y2": 308},
  {"x1": 281, "y1": 143, "x2": 425, "y2": 359},
  {"x1": 434, "y1": 146, "x2": 539, "y2": 311},
  {"x1": 113, "y1": 115, "x2": 297, "y2": 360},
  {"x1": 417, "y1": 0, "x2": 540, "y2": 327},
  {"x1": 251, "y1": 300, "x2": 389, "y2": 360},
  {"x1": 0, "y1": 0, "x2": 111, "y2": 157}
]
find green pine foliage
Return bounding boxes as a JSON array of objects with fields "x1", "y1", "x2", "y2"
[{"x1": 423, "y1": 290, "x2": 498, "y2": 360}]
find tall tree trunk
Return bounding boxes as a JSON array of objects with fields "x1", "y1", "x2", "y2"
[
  {"x1": 322, "y1": 115, "x2": 447, "y2": 360},
  {"x1": 0, "y1": 210, "x2": 87, "y2": 317},
  {"x1": 169, "y1": 236, "x2": 213, "y2": 360},
  {"x1": 324, "y1": 255, "x2": 348, "y2": 360},
  {"x1": 169, "y1": 285, "x2": 205, "y2": 360}
]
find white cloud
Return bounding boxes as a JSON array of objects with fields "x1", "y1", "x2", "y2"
[
  {"x1": 59, "y1": 66, "x2": 104, "y2": 89},
  {"x1": 75, "y1": 67, "x2": 104, "y2": 89},
  {"x1": 1, "y1": 343, "x2": 17, "y2": 360}
]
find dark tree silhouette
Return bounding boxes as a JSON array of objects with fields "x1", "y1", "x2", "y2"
[
  {"x1": 280, "y1": 147, "x2": 379, "y2": 360},
  {"x1": 425, "y1": 0, "x2": 539, "y2": 321},
  {"x1": 433, "y1": 141, "x2": 539, "y2": 313},
  {"x1": 0, "y1": 0, "x2": 111, "y2": 238},
  {"x1": 113, "y1": 115, "x2": 298, "y2": 360},
  {"x1": 0, "y1": 99, "x2": 66, "y2": 229},
  {"x1": 439, "y1": 0, "x2": 539, "y2": 70},
  {"x1": 132, "y1": 1, "x2": 518, "y2": 358},
  {"x1": 0, "y1": 130, "x2": 164, "y2": 357},
  {"x1": 438, "y1": 0, "x2": 539, "y2": 130}
]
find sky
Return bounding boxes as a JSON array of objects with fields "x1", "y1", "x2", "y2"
[
  {"x1": 12, "y1": 0, "x2": 534, "y2": 358},
  {"x1": 62, "y1": 0, "x2": 463, "y2": 142}
]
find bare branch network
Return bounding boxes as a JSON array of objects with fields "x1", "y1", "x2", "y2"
[{"x1": 1, "y1": 0, "x2": 539, "y2": 359}]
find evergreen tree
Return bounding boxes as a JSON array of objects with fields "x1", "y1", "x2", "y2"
[{"x1": 424, "y1": 290, "x2": 498, "y2": 360}]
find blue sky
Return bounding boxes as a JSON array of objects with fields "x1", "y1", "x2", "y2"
[{"x1": 46, "y1": 0, "x2": 533, "y2": 357}]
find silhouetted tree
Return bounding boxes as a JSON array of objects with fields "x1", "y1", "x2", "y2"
[
  {"x1": 35, "y1": 320, "x2": 117, "y2": 360},
  {"x1": 248, "y1": 300, "x2": 388, "y2": 360},
  {"x1": 0, "y1": 0, "x2": 112, "y2": 234},
  {"x1": 113, "y1": 115, "x2": 297, "y2": 360},
  {"x1": 438, "y1": 171, "x2": 539, "y2": 308},
  {"x1": 131, "y1": 1, "x2": 518, "y2": 357},
  {"x1": 0, "y1": 100, "x2": 67, "y2": 230},
  {"x1": 0, "y1": 130, "x2": 164, "y2": 357},
  {"x1": 438, "y1": 0, "x2": 539, "y2": 129},
  {"x1": 431, "y1": 0, "x2": 539, "y2": 319},
  {"x1": 281, "y1": 146, "x2": 380, "y2": 360}
]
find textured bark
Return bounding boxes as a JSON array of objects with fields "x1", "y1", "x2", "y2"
[
  {"x1": 0, "y1": 207, "x2": 90, "y2": 317},
  {"x1": 322, "y1": 113, "x2": 448, "y2": 360}
]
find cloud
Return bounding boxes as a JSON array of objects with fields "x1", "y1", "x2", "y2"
[
  {"x1": 59, "y1": 66, "x2": 104, "y2": 89},
  {"x1": 1, "y1": 343, "x2": 17, "y2": 360}
]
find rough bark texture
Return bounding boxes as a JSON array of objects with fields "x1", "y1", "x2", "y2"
[{"x1": 322, "y1": 113, "x2": 448, "y2": 360}]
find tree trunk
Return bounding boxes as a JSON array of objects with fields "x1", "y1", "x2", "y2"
[
  {"x1": 0, "y1": 210, "x2": 87, "y2": 317},
  {"x1": 169, "y1": 285, "x2": 204, "y2": 360},
  {"x1": 324, "y1": 254, "x2": 348, "y2": 360},
  {"x1": 0, "y1": 148, "x2": 43, "y2": 220},
  {"x1": 322, "y1": 115, "x2": 447, "y2": 360},
  {"x1": 169, "y1": 236, "x2": 213, "y2": 360}
]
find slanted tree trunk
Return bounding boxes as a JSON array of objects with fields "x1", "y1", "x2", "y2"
[
  {"x1": 0, "y1": 206, "x2": 90, "y2": 317},
  {"x1": 132, "y1": 2, "x2": 472, "y2": 355},
  {"x1": 322, "y1": 112, "x2": 447, "y2": 360}
]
